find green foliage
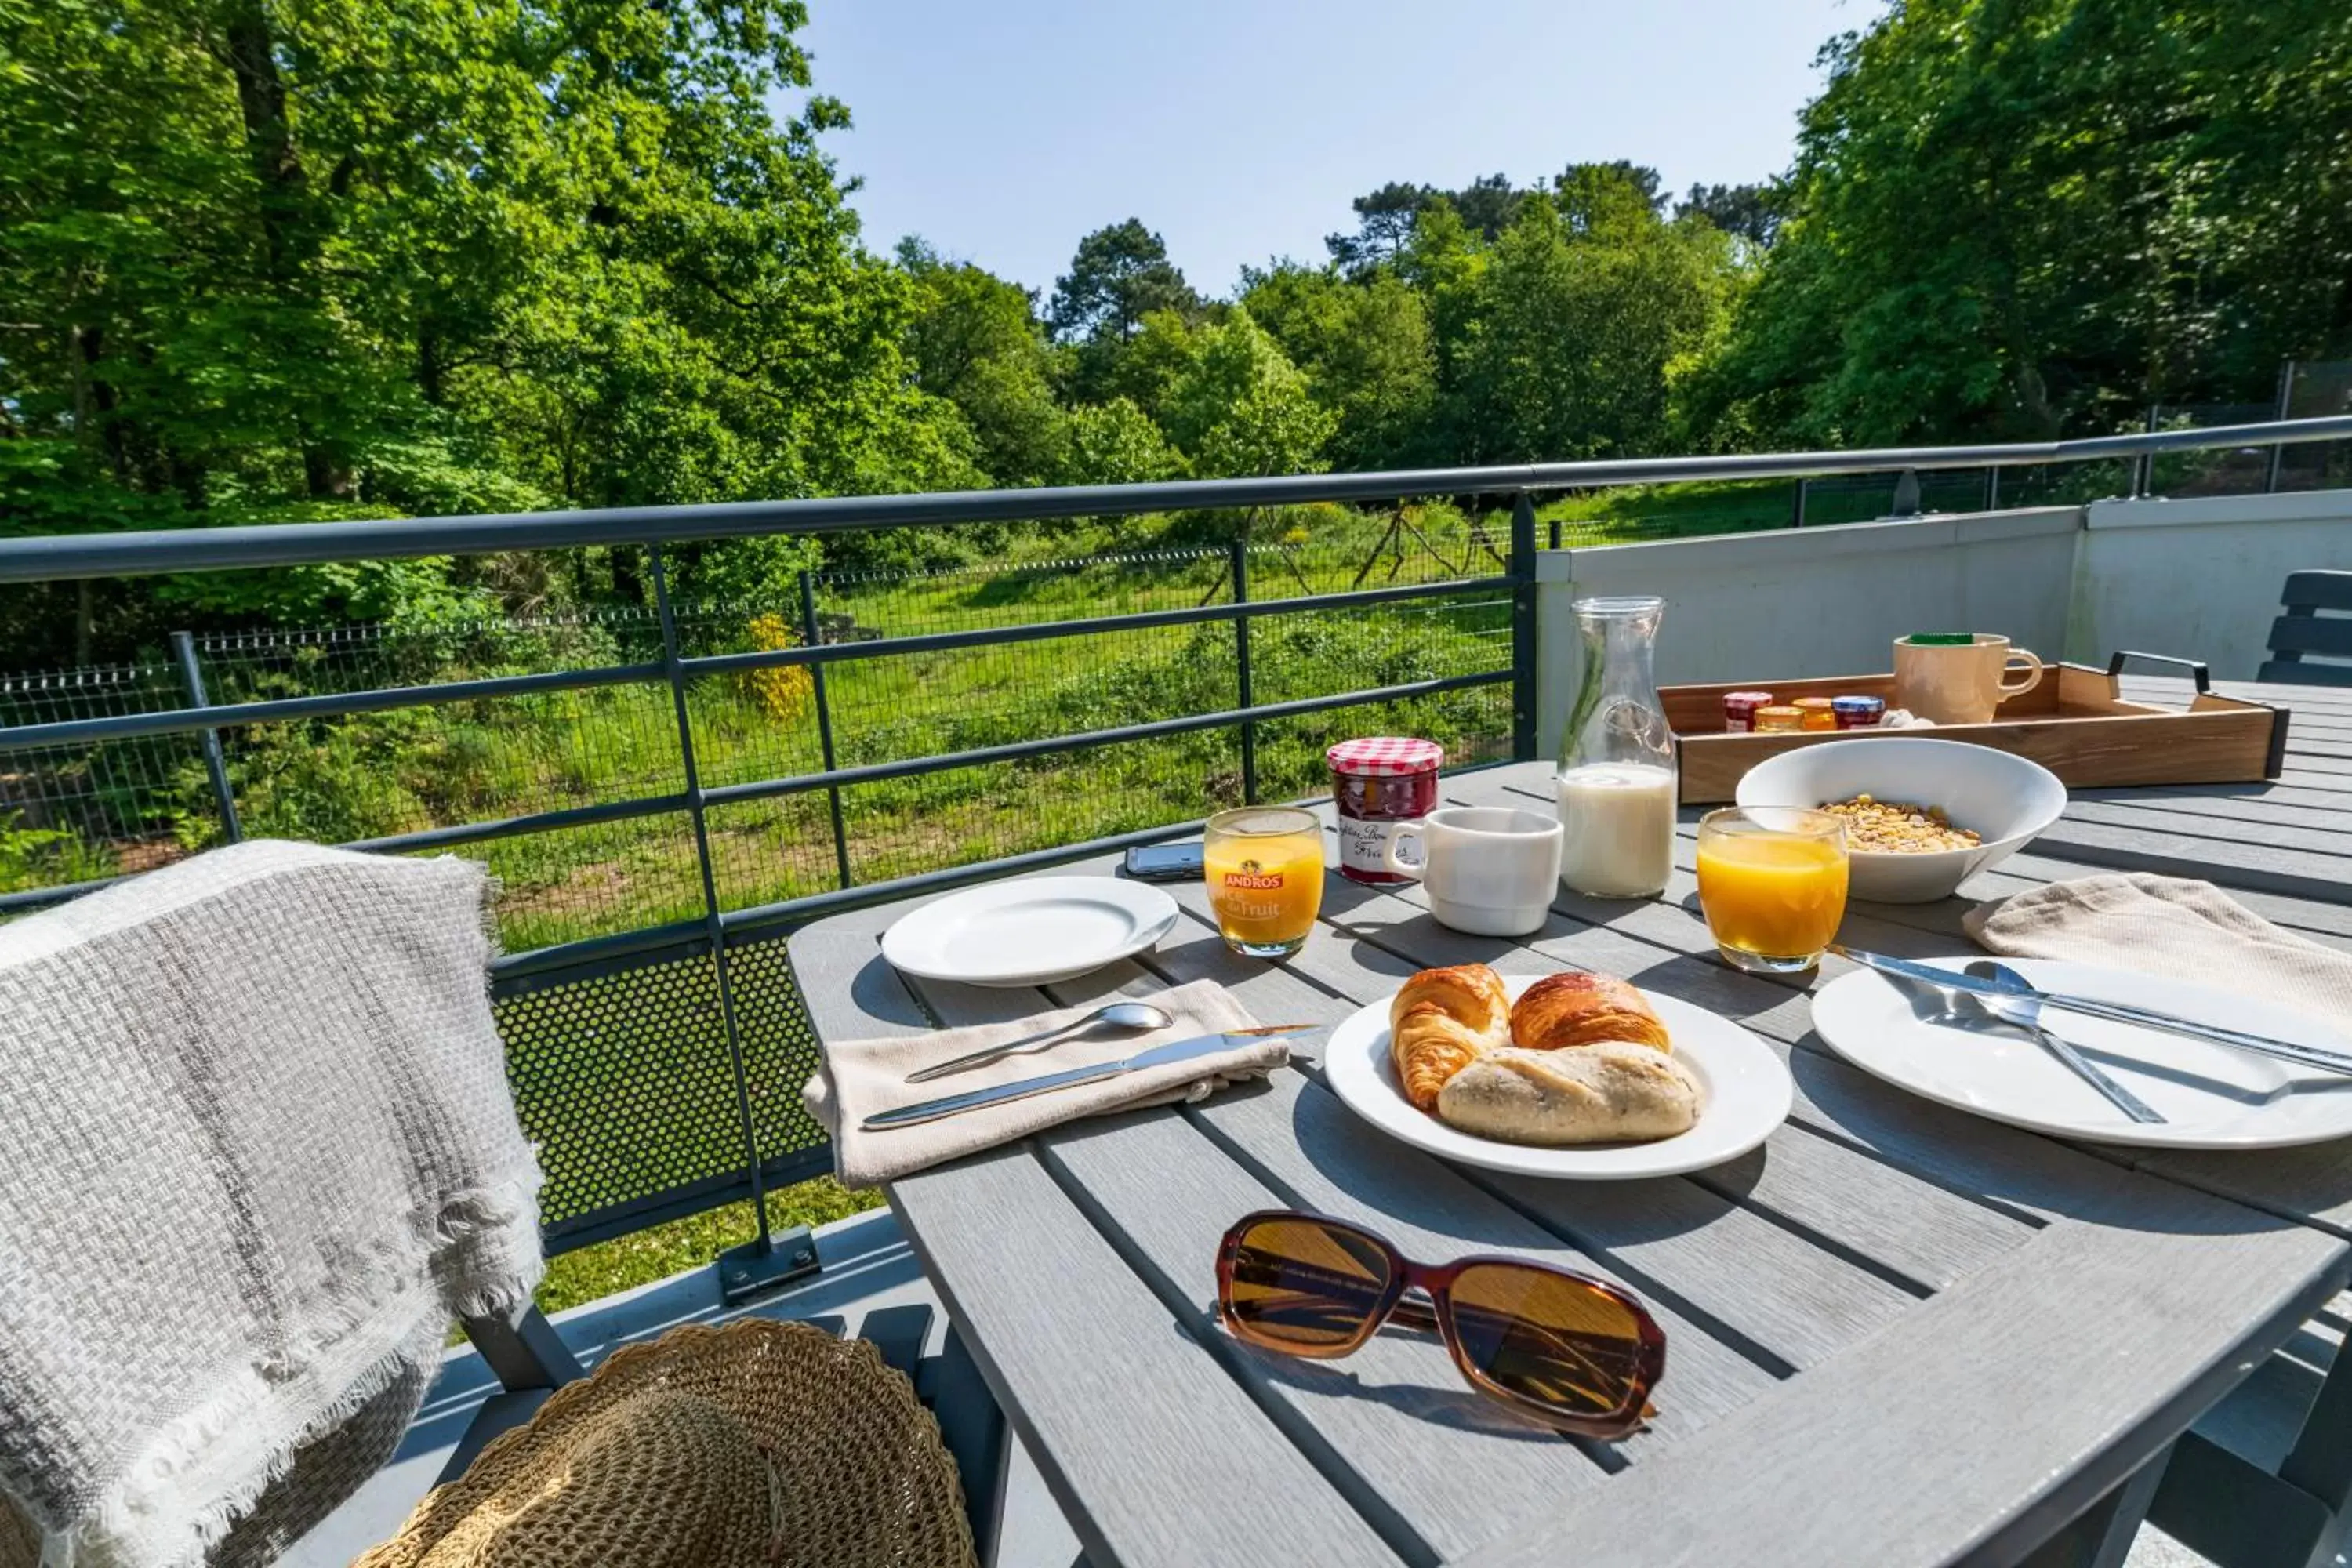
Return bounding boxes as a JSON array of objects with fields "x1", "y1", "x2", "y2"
[
  {"x1": 1243, "y1": 264, "x2": 1438, "y2": 470},
  {"x1": 1161, "y1": 309, "x2": 1336, "y2": 478},
  {"x1": 1674, "y1": 182, "x2": 1785, "y2": 249},
  {"x1": 1060, "y1": 398, "x2": 1185, "y2": 487},
  {"x1": 0, "y1": 0, "x2": 946, "y2": 658},
  {"x1": 898, "y1": 238, "x2": 1068, "y2": 488},
  {"x1": 9, "y1": 0, "x2": 2341, "y2": 669},
  {"x1": 1689, "y1": 0, "x2": 2352, "y2": 448},
  {"x1": 1448, "y1": 183, "x2": 1739, "y2": 465},
  {"x1": 0, "y1": 811, "x2": 114, "y2": 894},
  {"x1": 1047, "y1": 219, "x2": 1204, "y2": 406},
  {"x1": 1045, "y1": 218, "x2": 1202, "y2": 344}
]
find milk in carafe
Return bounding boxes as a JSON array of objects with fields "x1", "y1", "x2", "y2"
[{"x1": 1555, "y1": 596, "x2": 1677, "y2": 898}]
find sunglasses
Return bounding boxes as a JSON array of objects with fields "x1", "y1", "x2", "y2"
[{"x1": 1214, "y1": 1210, "x2": 1666, "y2": 1439}]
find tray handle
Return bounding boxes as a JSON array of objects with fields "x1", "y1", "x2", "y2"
[{"x1": 2104, "y1": 649, "x2": 2210, "y2": 693}]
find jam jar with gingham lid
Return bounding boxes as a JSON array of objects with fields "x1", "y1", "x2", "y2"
[{"x1": 1327, "y1": 735, "x2": 1443, "y2": 885}]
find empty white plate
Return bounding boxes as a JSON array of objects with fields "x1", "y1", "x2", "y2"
[
  {"x1": 1810, "y1": 956, "x2": 2352, "y2": 1149},
  {"x1": 1324, "y1": 973, "x2": 1793, "y2": 1180},
  {"x1": 880, "y1": 875, "x2": 1181, "y2": 988}
]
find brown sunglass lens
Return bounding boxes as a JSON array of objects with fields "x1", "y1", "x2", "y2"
[
  {"x1": 1446, "y1": 1263, "x2": 1647, "y2": 1417},
  {"x1": 1225, "y1": 1218, "x2": 1394, "y2": 1349}
]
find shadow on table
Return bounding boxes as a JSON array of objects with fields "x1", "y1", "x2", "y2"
[{"x1": 1176, "y1": 1306, "x2": 1584, "y2": 1446}]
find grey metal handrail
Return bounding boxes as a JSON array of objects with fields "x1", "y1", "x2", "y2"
[
  {"x1": 5, "y1": 413, "x2": 2347, "y2": 1279},
  {"x1": 3, "y1": 416, "x2": 2347, "y2": 582}
]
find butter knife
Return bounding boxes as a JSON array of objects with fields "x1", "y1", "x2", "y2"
[
  {"x1": 1829, "y1": 946, "x2": 2352, "y2": 1077},
  {"x1": 862, "y1": 1025, "x2": 1317, "y2": 1131}
]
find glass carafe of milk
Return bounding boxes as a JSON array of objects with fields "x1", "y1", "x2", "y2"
[{"x1": 1556, "y1": 595, "x2": 1677, "y2": 898}]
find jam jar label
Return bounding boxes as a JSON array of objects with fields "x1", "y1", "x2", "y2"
[{"x1": 1336, "y1": 816, "x2": 1398, "y2": 877}]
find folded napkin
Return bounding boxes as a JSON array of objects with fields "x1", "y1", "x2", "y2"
[
  {"x1": 804, "y1": 979, "x2": 1293, "y2": 1188},
  {"x1": 1965, "y1": 872, "x2": 2352, "y2": 1025}
]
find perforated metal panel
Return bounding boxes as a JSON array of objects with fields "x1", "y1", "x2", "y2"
[{"x1": 491, "y1": 927, "x2": 824, "y2": 1248}]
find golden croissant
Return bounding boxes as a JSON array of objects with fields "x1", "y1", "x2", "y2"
[
  {"x1": 1388, "y1": 964, "x2": 1511, "y2": 1111},
  {"x1": 1510, "y1": 972, "x2": 1671, "y2": 1054},
  {"x1": 1391, "y1": 1003, "x2": 1492, "y2": 1112}
]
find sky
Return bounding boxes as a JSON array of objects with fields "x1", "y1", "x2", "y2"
[{"x1": 785, "y1": 0, "x2": 1864, "y2": 299}]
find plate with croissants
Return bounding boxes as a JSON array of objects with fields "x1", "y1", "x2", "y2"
[{"x1": 1324, "y1": 964, "x2": 1794, "y2": 1179}]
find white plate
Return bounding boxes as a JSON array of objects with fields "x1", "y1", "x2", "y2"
[
  {"x1": 1324, "y1": 974, "x2": 1793, "y2": 1179},
  {"x1": 881, "y1": 876, "x2": 1180, "y2": 988},
  {"x1": 1811, "y1": 957, "x2": 2352, "y2": 1149}
]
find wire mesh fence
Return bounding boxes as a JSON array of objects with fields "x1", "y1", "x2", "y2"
[{"x1": 0, "y1": 506, "x2": 1515, "y2": 945}]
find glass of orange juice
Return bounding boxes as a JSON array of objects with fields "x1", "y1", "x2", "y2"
[
  {"x1": 1694, "y1": 807, "x2": 1849, "y2": 975},
  {"x1": 1204, "y1": 806, "x2": 1325, "y2": 960}
]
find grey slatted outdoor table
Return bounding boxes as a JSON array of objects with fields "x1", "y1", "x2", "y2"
[{"x1": 788, "y1": 679, "x2": 2352, "y2": 1568}]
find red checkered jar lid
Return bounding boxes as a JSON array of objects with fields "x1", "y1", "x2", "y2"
[{"x1": 1324, "y1": 736, "x2": 1444, "y2": 778}]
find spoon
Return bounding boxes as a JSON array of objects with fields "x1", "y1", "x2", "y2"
[
  {"x1": 906, "y1": 1000, "x2": 1175, "y2": 1083},
  {"x1": 1961, "y1": 960, "x2": 2165, "y2": 1124}
]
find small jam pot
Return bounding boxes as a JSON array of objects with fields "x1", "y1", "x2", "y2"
[
  {"x1": 1328, "y1": 736, "x2": 1443, "y2": 885},
  {"x1": 1832, "y1": 695, "x2": 1886, "y2": 729},
  {"x1": 1753, "y1": 706, "x2": 1806, "y2": 734},
  {"x1": 1722, "y1": 691, "x2": 1776, "y2": 733},
  {"x1": 1791, "y1": 697, "x2": 1839, "y2": 732}
]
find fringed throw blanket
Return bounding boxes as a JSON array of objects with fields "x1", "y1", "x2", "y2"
[{"x1": 0, "y1": 842, "x2": 543, "y2": 1568}]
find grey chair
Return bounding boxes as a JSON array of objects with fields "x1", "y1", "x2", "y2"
[{"x1": 2258, "y1": 570, "x2": 2352, "y2": 686}]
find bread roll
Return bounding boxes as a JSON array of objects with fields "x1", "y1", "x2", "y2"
[
  {"x1": 1510, "y1": 972, "x2": 1671, "y2": 1054},
  {"x1": 1388, "y1": 964, "x2": 1511, "y2": 1046},
  {"x1": 1436, "y1": 1044, "x2": 1701, "y2": 1146}
]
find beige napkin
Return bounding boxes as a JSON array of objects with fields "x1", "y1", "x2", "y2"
[
  {"x1": 1965, "y1": 873, "x2": 2352, "y2": 1025},
  {"x1": 803, "y1": 979, "x2": 1294, "y2": 1188}
]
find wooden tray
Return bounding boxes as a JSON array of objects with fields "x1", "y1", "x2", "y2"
[{"x1": 1668, "y1": 654, "x2": 2287, "y2": 804}]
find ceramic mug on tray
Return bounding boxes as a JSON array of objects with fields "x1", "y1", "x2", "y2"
[
  {"x1": 1381, "y1": 805, "x2": 1565, "y2": 937},
  {"x1": 1893, "y1": 633, "x2": 2044, "y2": 725}
]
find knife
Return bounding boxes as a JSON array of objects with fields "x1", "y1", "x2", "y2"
[
  {"x1": 862, "y1": 1025, "x2": 1318, "y2": 1131},
  {"x1": 1829, "y1": 946, "x2": 2352, "y2": 1076}
]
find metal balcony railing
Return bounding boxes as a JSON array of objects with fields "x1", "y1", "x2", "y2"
[{"x1": 2, "y1": 413, "x2": 2347, "y2": 1288}]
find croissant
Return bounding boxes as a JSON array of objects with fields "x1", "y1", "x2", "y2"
[
  {"x1": 1390, "y1": 1004, "x2": 1491, "y2": 1112},
  {"x1": 1388, "y1": 964, "x2": 1512, "y2": 1047},
  {"x1": 1437, "y1": 1044, "x2": 1701, "y2": 1146},
  {"x1": 1510, "y1": 972, "x2": 1671, "y2": 1054}
]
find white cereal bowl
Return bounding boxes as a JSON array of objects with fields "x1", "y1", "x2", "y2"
[{"x1": 1733, "y1": 738, "x2": 2067, "y2": 903}]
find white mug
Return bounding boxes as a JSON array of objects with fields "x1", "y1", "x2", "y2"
[{"x1": 1381, "y1": 806, "x2": 1566, "y2": 937}]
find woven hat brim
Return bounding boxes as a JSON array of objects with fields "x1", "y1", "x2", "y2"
[{"x1": 356, "y1": 1318, "x2": 977, "y2": 1568}]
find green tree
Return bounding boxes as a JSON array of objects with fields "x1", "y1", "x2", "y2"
[
  {"x1": 1324, "y1": 181, "x2": 1432, "y2": 274},
  {"x1": 1450, "y1": 182, "x2": 1737, "y2": 464},
  {"x1": 1162, "y1": 308, "x2": 1335, "y2": 478},
  {"x1": 1044, "y1": 219, "x2": 1200, "y2": 344},
  {"x1": 1242, "y1": 263, "x2": 1436, "y2": 470},
  {"x1": 1689, "y1": 0, "x2": 2352, "y2": 448},
  {"x1": 897, "y1": 238, "x2": 1067, "y2": 487},
  {"x1": 1047, "y1": 219, "x2": 1203, "y2": 408},
  {"x1": 1060, "y1": 397, "x2": 1185, "y2": 487},
  {"x1": 1554, "y1": 162, "x2": 1668, "y2": 233},
  {"x1": 1096, "y1": 309, "x2": 1207, "y2": 427},
  {"x1": 1675, "y1": 182, "x2": 1784, "y2": 249},
  {"x1": 0, "y1": 0, "x2": 956, "y2": 659}
]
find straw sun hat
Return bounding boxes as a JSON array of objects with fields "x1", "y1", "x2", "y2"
[{"x1": 356, "y1": 1318, "x2": 977, "y2": 1568}]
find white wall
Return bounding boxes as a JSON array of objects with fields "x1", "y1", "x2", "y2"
[
  {"x1": 2064, "y1": 491, "x2": 2352, "y2": 679},
  {"x1": 1537, "y1": 508, "x2": 2079, "y2": 758}
]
